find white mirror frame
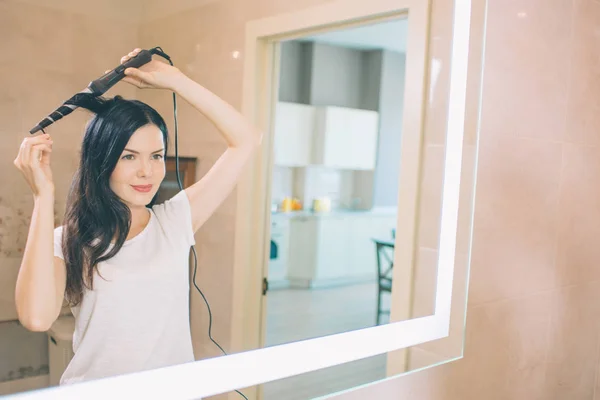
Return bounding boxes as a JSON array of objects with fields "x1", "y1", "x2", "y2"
[{"x1": 6, "y1": 0, "x2": 472, "y2": 399}]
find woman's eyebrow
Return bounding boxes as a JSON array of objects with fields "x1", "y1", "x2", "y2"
[{"x1": 123, "y1": 148, "x2": 165, "y2": 154}]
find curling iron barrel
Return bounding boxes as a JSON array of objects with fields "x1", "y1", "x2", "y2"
[{"x1": 29, "y1": 48, "x2": 169, "y2": 135}]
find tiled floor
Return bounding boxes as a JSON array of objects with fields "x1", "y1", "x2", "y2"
[{"x1": 262, "y1": 283, "x2": 391, "y2": 400}]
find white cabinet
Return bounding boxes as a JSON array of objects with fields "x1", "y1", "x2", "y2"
[
  {"x1": 313, "y1": 106, "x2": 379, "y2": 170},
  {"x1": 286, "y1": 214, "x2": 396, "y2": 288},
  {"x1": 314, "y1": 218, "x2": 353, "y2": 281},
  {"x1": 286, "y1": 217, "x2": 319, "y2": 283},
  {"x1": 272, "y1": 102, "x2": 379, "y2": 170},
  {"x1": 272, "y1": 102, "x2": 315, "y2": 167}
]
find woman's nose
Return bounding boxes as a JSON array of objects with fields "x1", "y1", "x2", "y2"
[{"x1": 137, "y1": 160, "x2": 153, "y2": 177}]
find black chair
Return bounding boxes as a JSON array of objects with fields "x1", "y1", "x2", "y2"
[{"x1": 372, "y1": 238, "x2": 395, "y2": 325}]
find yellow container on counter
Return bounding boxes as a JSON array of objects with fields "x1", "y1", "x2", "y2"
[
  {"x1": 280, "y1": 197, "x2": 293, "y2": 212},
  {"x1": 280, "y1": 197, "x2": 302, "y2": 212},
  {"x1": 311, "y1": 198, "x2": 331, "y2": 212}
]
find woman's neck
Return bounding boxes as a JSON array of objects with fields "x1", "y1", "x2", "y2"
[{"x1": 127, "y1": 206, "x2": 151, "y2": 240}]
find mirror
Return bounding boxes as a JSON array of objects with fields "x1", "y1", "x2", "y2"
[{"x1": 0, "y1": 0, "x2": 482, "y2": 399}]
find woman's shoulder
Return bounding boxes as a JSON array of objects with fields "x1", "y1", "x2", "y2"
[
  {"x1": 54, "y1": 224, "x2": 64, "y2": 236},
  {"x1": 151, "y1": 190, "x2": 189, "y2": 218},
  {"x1": 53, "y1": 225, "x2": 65, "y2": 259},
  {"x1": 150, "y1": 190, "x2": 195, "y2": 246}
]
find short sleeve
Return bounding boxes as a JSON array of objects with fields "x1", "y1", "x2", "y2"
[
  {"x1": 152, "y1": 190, "x2": 196, "y2": 246},
  {"x1": 54, "y1": 226, "x2": 65, "y2": 260}
]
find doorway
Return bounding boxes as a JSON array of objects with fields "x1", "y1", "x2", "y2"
[{"x1": 230, "y1": 1, "x2": 431, "y2": 398}]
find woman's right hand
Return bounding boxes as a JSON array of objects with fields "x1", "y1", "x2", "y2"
[{"x1": 13, "y1": 133, "x2": 55, "y2": 197}]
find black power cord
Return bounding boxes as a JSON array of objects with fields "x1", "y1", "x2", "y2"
[{"x1": 158, "y1": 48, "x2": 249, "y2": 400}]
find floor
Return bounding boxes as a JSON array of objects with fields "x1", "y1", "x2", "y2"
[{"x1": 262, "y1": 283, "x2": 390, "y2": 400}]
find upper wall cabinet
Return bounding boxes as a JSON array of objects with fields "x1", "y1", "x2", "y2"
[
  {"x1": 272, "y1": 102, "x2": 379, "y2": 170},
  {"x1": 272, "y1": 102, "x2": 316, "y2": 167},
  {"x1": 312, "y1": 106, "x2": 379, "y2": 170},
  {"x1": 275, "y1": 41, "x2": 382, "y2": 170}
]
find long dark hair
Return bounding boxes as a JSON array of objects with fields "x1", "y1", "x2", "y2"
[{"x1": 61, "y1": 94, "x2": 169, "y2": 306}]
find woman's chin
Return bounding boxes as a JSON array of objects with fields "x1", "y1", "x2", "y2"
[{"x1": 121, "y1": 193, "x2": 155, "y2": 208}]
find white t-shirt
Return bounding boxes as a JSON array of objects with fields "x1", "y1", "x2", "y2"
[{"x1": 53, "y1": 190, "x2": 196, "y2": 385}]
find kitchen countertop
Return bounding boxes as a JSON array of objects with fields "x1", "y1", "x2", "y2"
[{"x1": 271, "y1": 207, "x2": 397, "y2": 218}]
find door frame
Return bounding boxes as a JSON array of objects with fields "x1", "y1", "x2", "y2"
[
  {"x1": 231, "y1": 0, "x2": 430, "y2": 349},
  {"x1": 231, "y1": 0, "x2": 451, "y2": 398},
  {"x1": 256, "y1": 11, "x2": 421, "y2": 397}
]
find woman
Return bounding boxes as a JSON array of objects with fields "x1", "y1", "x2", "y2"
[{"x1": 13, "y1": 48, "x2": 262, "y2": 384}]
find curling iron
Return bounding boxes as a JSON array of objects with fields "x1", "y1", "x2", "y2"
[{"x1": 29, "y1": 47, "x2": 171, "y2": 134}]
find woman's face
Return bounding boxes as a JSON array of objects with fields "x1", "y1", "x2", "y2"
[{"x1": 109, "y1": 124, "x2": 166, "y2": 208}]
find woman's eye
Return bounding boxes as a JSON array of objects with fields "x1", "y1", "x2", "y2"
[
  {"x1": 122, "y1": 154, "x2": 134, "y2": 160},
  {"x1": 153, "y1": 154, "x2": 163, "y2": 160}
]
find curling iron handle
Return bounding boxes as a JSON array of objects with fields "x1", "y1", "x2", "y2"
[{"x1": 88, "y1": 49, "x2": 153, "y2": 95}]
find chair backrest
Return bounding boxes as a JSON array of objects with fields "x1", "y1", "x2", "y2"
[{"x1": 372, "y1": 238, "x2": 394, "y2": 282}]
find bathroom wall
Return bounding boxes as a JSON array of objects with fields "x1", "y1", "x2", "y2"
[
  {"x1": 0, "y1": 0, "x2": 139, "y2": 385},
  {"x1": 2, "y1": 0, "x2": 599, "y2": 399},
  {"x1": 139, "y1": 0, "x2": 600, "y2": 399}
]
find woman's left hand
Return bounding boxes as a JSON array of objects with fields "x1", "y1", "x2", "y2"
[{"x1": 109, "y1": 48, "x2": 184, "y2": 91}]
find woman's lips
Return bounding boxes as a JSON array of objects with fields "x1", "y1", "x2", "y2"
[{"x1": 131, "y1": 185, "x2": 152, "y2": 193}]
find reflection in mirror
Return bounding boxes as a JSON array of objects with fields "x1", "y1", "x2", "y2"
[
  {"x1": 0, "y1": 0, "x2": 481, "y2": 398},
  {"x1": 2, "y1": 154, "x2": 199, "y2": 396},
  {"x1": 2, "y1": 27, "x2": 253, "y2": 400}
]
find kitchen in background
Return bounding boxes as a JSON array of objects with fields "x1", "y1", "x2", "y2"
[
  {"x1": 262, "y1": 20, "x2": 408, "y2": 400},
  {"x1": 265, "y1": 20, "x2": 407, "y2": 350}
]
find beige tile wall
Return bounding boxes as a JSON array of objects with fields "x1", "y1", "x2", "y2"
[
  {"x1": 0, "y1": 0, "x2": 139, "y2": 385},
  {"x1": 0, "y1": 1, "x2": 138, "y2": 321},
  {"x1": 2, "y1": 0, "x2": 600, "y2": 399}
]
